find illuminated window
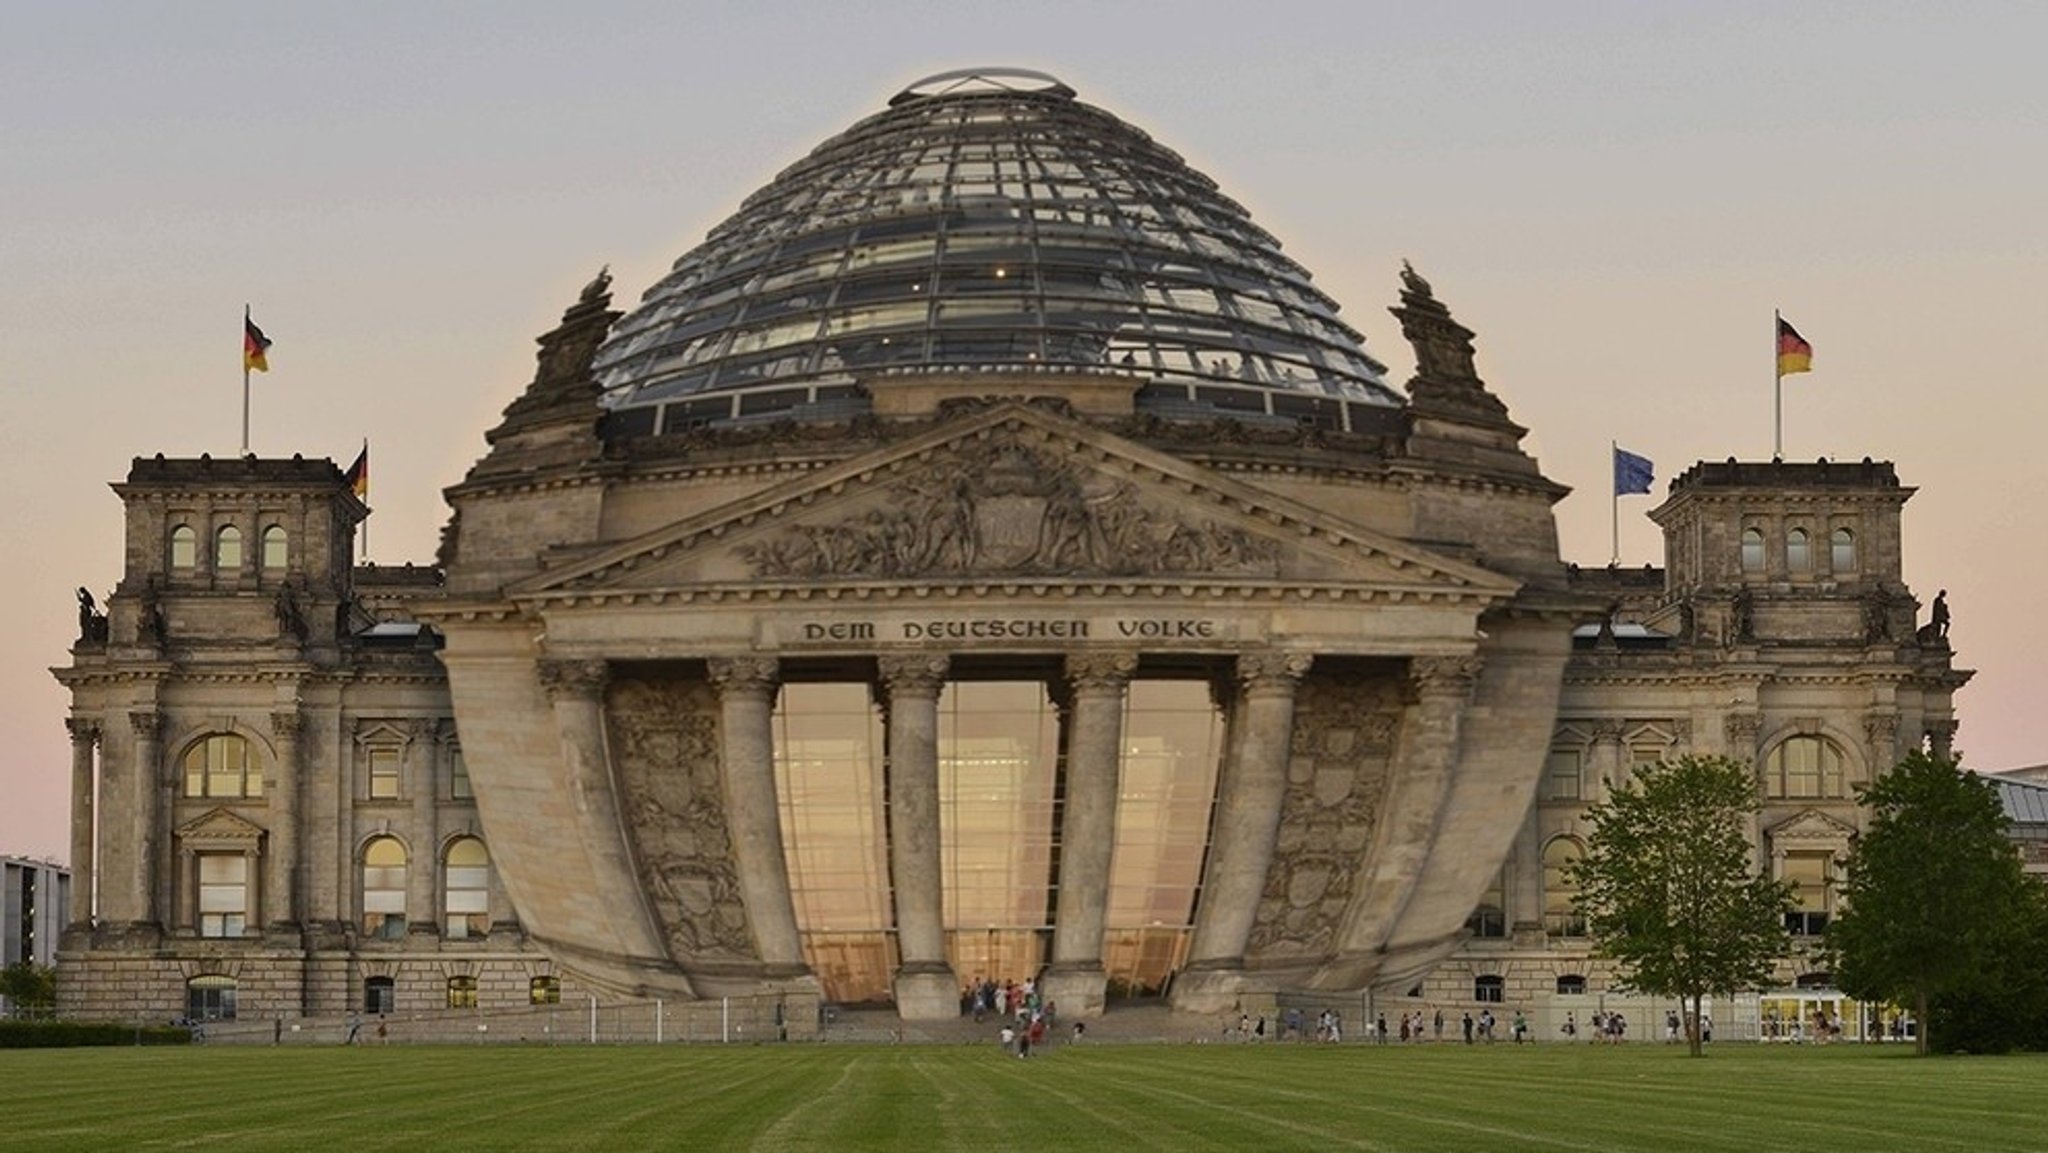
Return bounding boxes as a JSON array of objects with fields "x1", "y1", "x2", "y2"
[
  {"x1": 170, "y1": 525, "x2": 197, "y2": 570},
  {"x1": 1783, "y1": 852, "x2": 1833, "y2": 936},
  {"x1": 939, "y1": 681, "x2": 1059, "y2": 983},
  {"x1": 215, "y1": 525, "x2": 242, "y2": 571},
  {"x1": 1787, "y1": 528, "x2": 1811, "y2": 573},
  {"x1": 187, "y1": 975, "x2": 237, "y2": 1022},
  {"x1": 1466, "y1": 868, "x2": 1507, "y2": 939},
  {"x1": 443, "y1": 837, "x2": 490, "y2": 939},
  {"x1": 197, "y1": 854, "x2": 248, "y2": 938},
  {"x1": 362, "y1": 837, "x2": 408, "y2": 940},
  {"x1": 1741, "y1": 528, "x2": 1765, "y2": 573},
  {"x1": 775, "y1": 683, "x2": 893, "y2": 1004},
  {"x1": 1831, "y1": 527, "x2": 1856, "y2": 573},
  {"x1": 367, "y1": 747, "x2": 401, "y2": 800},
  {"x1": 447, "y1": 975, "x2": 478, "y2": 1009},
  {"x1": 1765, "y1": 736, "x2": 1846, "y2": 799},
  {"x1": 261, "y1": 525, "x2": 288, "y2": 570},
  {"x1": 1104, "y1": 680, "x2": 1224, "y2": 997},
  {"x1": 1543, "y1": 838, "x2": 1586, "y2": 937},
  {"x1": 530, "y1": 976, "x2": 561, "y2": 1005},
  {"x1": 183, "y1": 733, "x2": 261, "y2": 799}
]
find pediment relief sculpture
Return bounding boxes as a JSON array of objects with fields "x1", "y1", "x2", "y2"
[
  {"x1": 739, "y1": 441, "x2": 1281, "y2": 580},
  {"x1": 175, "y1": 806, "x2": 267, "y2": 847}
]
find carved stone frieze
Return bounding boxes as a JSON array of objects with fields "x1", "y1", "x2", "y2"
[
  {"x1": 1246, "y1": 673, "x2": 1402, "y2": 958},
  {"x1": 1410, "y1": 655, "x2": 1482, "y2": 697},
  {"x1": 1724, "y1": 712, "x2": 1762, "y2": 751},
  {"x1": 271, "y1": 712, "x2": 303, "y2": 741},
  {"x1": 65, "y1": 716, "x2": 102, "y2": 746},
  {"x1": 1862, "y1": 713, "x2": 1899, "y2": 747},
  {"x1": 129, "y1": 711, "x2": 162, "y2": 739},
  {"x1": 605, "y1": 675, "x2": 755, "y2": 963},
  {"x1": 740, "y1": 440, "x2": 1281, "y2": 580},
  {"x1": 1590, "y1": 719, "x2": 1626, "y2": 745}
]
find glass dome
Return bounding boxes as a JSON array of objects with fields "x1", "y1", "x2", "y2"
[{"x1": 595, "y1": 68, "x2": 1398, "y2": 431}]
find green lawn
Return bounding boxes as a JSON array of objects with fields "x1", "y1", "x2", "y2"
[{"x1": 2, "y1": 1041, "x2": 2040, "y2": 1152}]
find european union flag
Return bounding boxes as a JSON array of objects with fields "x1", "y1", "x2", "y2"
[{"x1": 1614, "y1": 446, "x2": 1655, "y2": 496}]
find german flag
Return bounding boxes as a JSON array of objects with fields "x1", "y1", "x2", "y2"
[
  {"x1": 244, "y1": 310, "x2": 273, "y2": 373},
  {"x1": 343, "y1": 445, "x2": 368, "y2": 501},
  {"x1": 1777, "y1": 316, "x2": 1812, "y2": 377}
]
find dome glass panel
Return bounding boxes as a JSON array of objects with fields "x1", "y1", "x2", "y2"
[{"x1": 595, "y1": 69, "x2": 1398, "y2": 422}]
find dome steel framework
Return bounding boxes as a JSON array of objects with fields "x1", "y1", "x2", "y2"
[{"x1": 595, "y1": 68, "x2": 1398, "y2": 435}]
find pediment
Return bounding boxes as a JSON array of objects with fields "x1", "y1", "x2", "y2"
[
  {"x1": 513, "y1": 402, "x2": 1517, "y2": 605},
  {"x1": 1764, "y1": 807, "x2": 1858, "y2": 845},
  {"x1": 175, "y1": 807, "x2": 267, "y2": 847}
]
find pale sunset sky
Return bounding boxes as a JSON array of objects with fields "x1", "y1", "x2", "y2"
[{"x1": 3, "y1": 1, "x2": 2043, "y2": 861}]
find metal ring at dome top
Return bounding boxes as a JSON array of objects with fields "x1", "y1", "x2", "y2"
[{"x1": 890, "y1": 67, "x2": 1077, "y2": 106}]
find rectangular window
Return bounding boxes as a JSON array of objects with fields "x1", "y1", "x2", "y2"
[
  {"x1": 367, "y1": 748, "x2": 401, "y2": 799},
  {"x1": 449, "y1": 749, "x2": 472, "y2": 801},
  {"x1": 1784, "y1": 852, "x2": 1832, "y2": 936},
  {"x1": 1544, "y1": 750, "x2": 1582, "y2": 801},
  {"x1": 447, "y1": 976, "x2": 478, "y2": 1010},
  {"x1": 198, "y1": 854, "x2": 247, "y2": 938}
]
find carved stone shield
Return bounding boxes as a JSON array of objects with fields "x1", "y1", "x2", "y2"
[{"x1": 973, "y1": 493, "x2": 1048, "y2": 569}]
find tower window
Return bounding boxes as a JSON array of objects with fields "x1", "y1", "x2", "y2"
[
  {"x1": 170, "y1": 525, "x2": 197, "y2": 570},
  {"x1": 1741, "y1": 528, "x2": 1765, "y2": 573},
  {"x1": 216, "y1": 525, "x2": 242, "y2": 571},
  {"x1": 261, "y1": 525, "x2": 288, "y2": 570},
  {"x1": 1831, "y1": 528, "x2": 1856, "y2": 573},
  {"x1": 1786, "y1": 528, "x2": 1811, "y2": 573}
]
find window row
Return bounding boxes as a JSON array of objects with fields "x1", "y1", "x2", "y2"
[
  {"x1": 185, "y1": 973, "x2": 562, "y2": 1021},
  {"x1": 189, "y1": 835, "x2": 495, "y2": 940},
  {"x1": 1543, "y1": 733, "x2": 1853, "y2": 801},
  {"x1": 169, "y1": 524, "x2": 289, "y2": 571},
  {"x1": 1740, "y1": 526, "x2": 1856, "y2": 575},
  {"x1": 178, "y1": 733, "x2": 471, "y2": 802}
]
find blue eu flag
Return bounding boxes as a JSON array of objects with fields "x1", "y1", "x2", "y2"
[{"x1": 1614, "y1": 446, "x2": 1655, "y2": 495}]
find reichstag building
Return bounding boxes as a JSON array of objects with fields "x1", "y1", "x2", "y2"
[{"x1": 55, "y1": 69, "x2": 1967, "y2": 1038}]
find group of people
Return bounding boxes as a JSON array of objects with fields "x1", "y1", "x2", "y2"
[{"x1": 968, "y1": 976, "x2": 1067, "y2": 1058}]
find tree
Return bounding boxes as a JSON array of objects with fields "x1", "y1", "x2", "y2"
[
  {"x1": 0, "y1": 963, "x2": 56, "y2": 1012},
  {"x1": 1572, "y1": 754, "x2": 1793, "y2": 1056},
  {"x1": 1828, "y1": 752, "x2": 2048, "y2": 1055}
]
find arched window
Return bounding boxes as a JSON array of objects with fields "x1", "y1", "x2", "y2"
[
  {"x1": 1466, "y1": 868, "x2": 1506, "y2": 938},
  {"x1": 1765, "y1": 736, "x2": 1846, "y2": 799},
  {"x1": 215, "y1": 525, "x2": 242, "y2": 571},
  {"x1": 447, "y1": 975, "x2": 478, "y2": 1009},
  {"x1": 1474, "y1": 974, "x2": 1505, "y2": 1003},
  {"x1": 1741, "y1": 528, "x2": 1765, "y2": 573},
  {"x1": 1786, "y1": 528, "x2": 1811, "y2": 573},
  {"x1": 1556, "y1": 974, "x2": 1587, "y2": 996},
  {"x1": 1831, "y1": 527, "x2": 1856, "y2": 573},
  {"x1": 364, "y1": 975, "x2": 395, "y2": 1015},
  {"x1": 1543, "y1": 838, "x2": 1586, "y2": 937},
  {"x1": 187, "y1": 975, "x2": 237, "y2": 1022},
  {"x1": 362, "y1": 837, "x2": 409, "y2": 940},
  {"x1": 443, "y1": 837, "x2": 490, "y2": 939},
  {"x1": 530, "y1": 976, "x2": 562, "y2": 1005},
  {"x1": 261, "y1": 525, "x2": 288, "y2": 570},
  {"x1": 183, "y1": 733, "x2": 261, "y2": 798},
  {"x1": 170, "y1": 525, "x2": 197, "y2": 570}
]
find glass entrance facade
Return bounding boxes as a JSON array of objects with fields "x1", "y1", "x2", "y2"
[{"x1": 772, "y1": 674, "x2": 1223, "y2": 1005}]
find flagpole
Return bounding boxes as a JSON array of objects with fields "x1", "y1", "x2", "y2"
[
  {"x1": 1611, "y1": 440, "x2": 1621, "y2": 565},
  {"x1": 241, "y1": 304, "x2": 252, "y2": 456},
  {"x1": 360, "y1": 437, "x2": 369, "y2": 564},
  {"x1": 1773, "y1": 308, "x2": 1783, "y2": 460}
]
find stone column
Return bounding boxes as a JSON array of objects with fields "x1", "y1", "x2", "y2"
[
  {"x1": 1510, "y1": 804, "x2": 1544, "y2": 943},
  {"x1": 706, "y1": 657, "x2": 808, "y2": 976},
  {"x1": 131, "y1": 710, "x2": 168, "y2": 930},
  {"x1": 266, "y1": 711, "x2": 302, "y2": 929},
  {"x1": 1042, "y1": 651, "x2": 1138, "y2": 1017},
  {"x1": 1863, "y1": 713, "x2": 1900, "y2": 775},
  {"x1": 538, "y1": 658, "x2": 663, "y2": 953},
  {"x1": 66, "y1": 718, "x2": 99, "y2": 928},
  {"x1": 877, "y1": 653, "x2": 956, "y2": 1019},
  {"x1": 1175, "y1": 651, "x2": 1311, "y2": 1013},
  {"x1": 1588, "y1": 720, "x2": 1624, "y2": 803},
  {"x1": 406, "y1": 719, "x2": 439, "y2": 935},
  {"x1": 177, "y1": 846, "x2": 196, "y2": 933},
  {"x1": 1925, "y1": 719, "x2": 1958, "y2": 761}
]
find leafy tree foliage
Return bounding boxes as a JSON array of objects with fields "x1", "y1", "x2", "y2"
[
  {"x1": 1829, "y1": 752, "x2": 2048, "y2": 1054},
  {"x1": 1572, "y1": 754, "x2": 1793, "y2": 1056},
  {"x1": 0, "y1": 963, "x2": 56, "y2": 1011}
]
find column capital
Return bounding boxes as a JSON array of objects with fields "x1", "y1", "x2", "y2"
[
  {"x1": 1863, "y1": 712, "x2": 1899, "y2": 745},
  {"x1": 65, "y1": 716, "x2": 102, "y2": 745},
  {"x1": 706, "y1": 656, "x2": 780, "y2": 696},
  {"x1": 1590, "y1": 719, "x2": 1626, "y2": 745},
  {"x1": 878, "y1": 653, "x2": 949, "y2": 695},
  {"x1": 406, "y1": 718, "x2": 440, "y2": 743},
  {"x1": 128, "y1": 710, "x2": 163, "y2": 739},
  {"x1": 537, "y1": 658, "x2": 610, "y2": 702},
  {"x1": 1236, "y1": 650, "x2": 1312, "y2": 691},
  {"x1": 1724, "y1": 711, "x2": 1762, "y2": 750},
  {"x1": 1410, "y1": 654, "x2": 1482, "y2": 697},
  {"x1": 271, "y1": 711, "x2": 303, "y2": 740},
  {"x1": 1065, "y1": 651, "x2": 1139, "y2": 693}
]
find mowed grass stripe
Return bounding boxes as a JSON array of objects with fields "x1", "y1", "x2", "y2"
[{"x1": 6, "y1": 1044, "x2": 2048, "y2": 1152}]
